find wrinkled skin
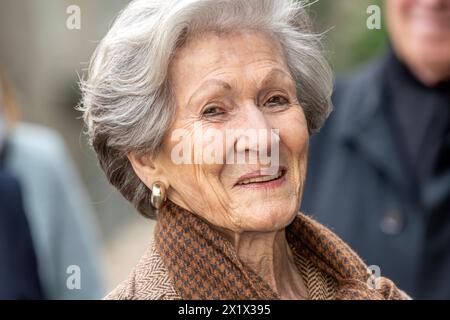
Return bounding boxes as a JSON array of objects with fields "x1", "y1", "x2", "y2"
[{"x1": 129, "y1": 31, "x2": 309, "y2": 299}]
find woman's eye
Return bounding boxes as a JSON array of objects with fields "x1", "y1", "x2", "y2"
[
  {"x1": 264, "y1": 95, "x2": 289, "y2": 108},
  {"x1": 202, "y1": 106, "x2": 225, "y2": 117}
]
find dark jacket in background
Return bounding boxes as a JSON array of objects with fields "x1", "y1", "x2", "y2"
[
  {"x1": 0, "y1": 167, "x2": 43, "y2": 299},
  {"x1": 301, "y1": 51, "x2": 450, "y2": 299}
]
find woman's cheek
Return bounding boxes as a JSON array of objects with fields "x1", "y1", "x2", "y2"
[{"x1": 276, "y1": 109, "x2": 309, "y2": 156}]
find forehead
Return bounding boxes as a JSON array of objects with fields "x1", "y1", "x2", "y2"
[{"x1": 169, "y1": 31, "x2": 290, "y2": 90}]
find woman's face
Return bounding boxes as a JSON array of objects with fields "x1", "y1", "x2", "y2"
[{"x1": 150, "y1": 31, "x2": 309, "y2": 233}]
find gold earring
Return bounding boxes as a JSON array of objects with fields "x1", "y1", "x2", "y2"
[{"x1": 151, "y1": 182, "x2": 166, "y2": 209}]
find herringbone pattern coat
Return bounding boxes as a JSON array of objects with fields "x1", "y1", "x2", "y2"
[{"x1": 106, "y1": 202, "x2": 410, "y2": 300}]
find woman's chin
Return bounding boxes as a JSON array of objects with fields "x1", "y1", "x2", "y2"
[{"x1": 232, "y1": 202, "x2": 298, "y2": 232}]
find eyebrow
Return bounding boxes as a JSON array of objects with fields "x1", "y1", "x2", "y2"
[
  {"x1": 258, "y1": 68, "x2": 295, "y2": 88},
  {"x1": 186, "y1": 68, "x2": 294, "y2": 107},
  {"x1": 186, "y1": 79, "x2": 232, "y2": 108}
]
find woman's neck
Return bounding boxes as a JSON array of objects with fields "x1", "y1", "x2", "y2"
[{"x1": 222, "y1": 228, "x2": 309, "y2": 300}]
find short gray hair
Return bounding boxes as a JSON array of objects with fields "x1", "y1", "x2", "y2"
[{"x1": 80, "y1": 0, "x2": 333, "y2": 219}]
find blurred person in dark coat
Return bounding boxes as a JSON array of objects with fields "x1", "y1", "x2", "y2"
[
  {"x1": 0, "y1": 84, "x2": 42, "y2": 299},
  {"x1": 302, "y1": 0, "x2": 450, "y2": 299},
  {"x1": 0, "y1": 170, "x2": 43, "y2": 299},
  {"x1": 0, "y1": 70, "x2": 104, "y2": 299}
]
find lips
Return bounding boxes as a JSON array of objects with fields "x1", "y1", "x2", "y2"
[{"x1": 234, "y1": 167, "x2": 287, "y2": 187}]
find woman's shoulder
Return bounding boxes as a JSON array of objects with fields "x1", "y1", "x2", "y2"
[
  {"x1": 292, "y1": 213, "x2": 411, "y2": 300},
  {"x1": 104, "y1": 241, "x2": 180, "y2": 300}
]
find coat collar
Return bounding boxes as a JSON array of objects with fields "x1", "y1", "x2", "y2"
[
  {"x1": 333, "y1": 55, "x2": 412, "y2": 193},
  {"x1": 105, "y1": 205, "x2": 409, "y2": 300},
  {"x1": 104, "y1": 237, "x2": 339, "y2": 300}
]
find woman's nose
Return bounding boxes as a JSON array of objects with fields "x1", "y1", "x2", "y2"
[
  {"x1": 232, "y1": 104, "x2": 279, "y2": 164},
  {"x1": 239, "y1": 103, "x2": 272, "y2": 129}
]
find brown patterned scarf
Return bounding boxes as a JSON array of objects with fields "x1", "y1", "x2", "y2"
[{"x1": 154, "y1": 200, "x2": 407, "y2": 300}]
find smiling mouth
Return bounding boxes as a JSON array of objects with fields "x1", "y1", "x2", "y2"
[{"x1": 234, "y1": 167, "x2": 287, "y2": 187}]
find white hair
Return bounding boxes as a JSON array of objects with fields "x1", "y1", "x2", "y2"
[{"x1": 79, "y1": 0, "x2": 333, "y2": 218}]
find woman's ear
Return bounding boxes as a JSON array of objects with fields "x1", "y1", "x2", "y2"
[{"x1": 127, "y1": 152, "x2": 169, "y2": 190}]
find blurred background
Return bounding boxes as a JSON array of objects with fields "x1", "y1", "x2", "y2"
[{"x1": 0, "y1": 0, "x2": 386, "y2": 296}]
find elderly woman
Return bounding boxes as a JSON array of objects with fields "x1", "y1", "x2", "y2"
[{"x1": 81, "y1": 0, "x2": 408, "y2": 300}]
